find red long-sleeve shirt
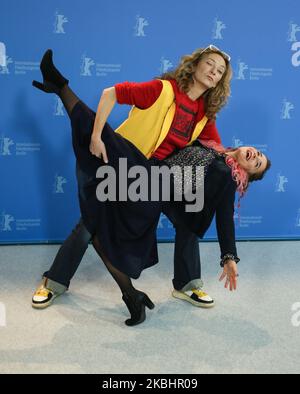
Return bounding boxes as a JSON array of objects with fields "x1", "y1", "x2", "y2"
[{"x1": 115, "y1": 79, "x2": 221, "y2": 160}]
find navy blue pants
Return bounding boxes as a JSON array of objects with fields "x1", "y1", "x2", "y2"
[{"x1": 44, "y1": 208, "x2": 201, "y2": 291}]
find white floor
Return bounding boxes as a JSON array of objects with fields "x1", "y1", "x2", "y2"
[{"x1": 0, "y1": 241, "x2": 300, "y2": 374}]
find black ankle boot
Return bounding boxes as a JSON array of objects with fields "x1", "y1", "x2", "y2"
[
  {"x1": 32, "y1": 49, "x2": 69, "y2": 94},
  {"x1": 122, "y1": 290, "x2": 155, "y2": 327}
]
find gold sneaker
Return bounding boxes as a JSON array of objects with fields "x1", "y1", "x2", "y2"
[
  {"x1": 32, "y1": 281, "x2": 57, "y2": 309},
  {"x1": 172, "y1": 288, "x2": 215, "y2": 308}
]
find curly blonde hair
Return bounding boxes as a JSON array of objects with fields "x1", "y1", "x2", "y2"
[{"x1": 160, "y1": 47, "x2": 232, "y2": 120}]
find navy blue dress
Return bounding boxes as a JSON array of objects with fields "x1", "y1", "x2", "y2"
[
  {"x1": 71, "y1": 101, "x2": 239, "y2": 279},
  {"x1": 71, "y1": 101, "x2": 163, "y2": 279}
]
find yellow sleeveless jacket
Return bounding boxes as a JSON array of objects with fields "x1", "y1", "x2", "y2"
[{"x1": 115, "y1": 80, "x2": 208, "y2": 159}]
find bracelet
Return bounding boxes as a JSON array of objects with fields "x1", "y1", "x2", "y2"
[{"x1": 220, "y1": 254, "x2": 240, "y2": 268}]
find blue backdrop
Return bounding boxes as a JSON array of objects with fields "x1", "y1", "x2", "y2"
[{"x1": 0, "y1": 0, "x2": 299, "y2": 243}]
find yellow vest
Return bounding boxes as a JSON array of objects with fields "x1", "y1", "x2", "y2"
[{"x1": 115, "y1": 80, "x2": 208, "y2": 159}]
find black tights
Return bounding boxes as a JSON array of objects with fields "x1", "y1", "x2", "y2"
[
  {"x1": 92, "y1": 236, "x2": 136, "y2": 297},
  {"x1": 59, "y1": 85, "x2": 80, "y2": 117}
]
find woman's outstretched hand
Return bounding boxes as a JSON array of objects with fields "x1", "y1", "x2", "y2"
[
  {"x1": 219, "y1": 260, "x2": 238, "y2": 291},
  {"x1": 90, "y1": 135, "x2": 108, "y2": 163}
]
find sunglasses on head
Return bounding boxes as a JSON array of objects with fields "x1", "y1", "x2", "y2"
[{"x1": 200, "y1": 45, "x2": 231, "y2": 62}]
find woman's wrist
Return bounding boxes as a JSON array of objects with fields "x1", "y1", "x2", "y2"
[
  {"x1": 220, "y1": 253, "x2": 240, "y2": 267},
  {"x1": 91, "y1": 131, "x2": 101, "y2": 141}
]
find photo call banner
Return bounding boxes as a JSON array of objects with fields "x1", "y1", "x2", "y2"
[{"x1": 0, "y1": 0, "x2": 299, "y2": 243}]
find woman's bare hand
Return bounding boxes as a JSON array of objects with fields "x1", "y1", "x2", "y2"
[
  {"x1": 219, "y1": 260, "x2": 238, "y2": 291},
  {"x1": 89, "y1": 135, "x2": 108, "y2": 163}
]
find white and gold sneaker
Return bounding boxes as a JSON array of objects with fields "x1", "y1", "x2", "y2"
[
  {"x1": 32, "y1": 278, "x2": 60, "y2": 309},
  {"x1": 172, "y1": 288, "x2": 215, "y2": 308}
]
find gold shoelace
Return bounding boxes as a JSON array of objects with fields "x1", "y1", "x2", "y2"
[
  {"x1": 192, "y1": 289, "x2": 208, "y2": 298},
  {"x1": 35, "y1": 286, "x2": 51, "y2": 298}
]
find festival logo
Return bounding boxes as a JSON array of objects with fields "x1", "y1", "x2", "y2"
[
  {"x1": 0, "y1": 135, "x2": 14, "y2": 156},
  {"x1": 0, "y1": 51, "x2": 40, "y2": 75},
  {"x1": 0, "y1": 135, "x2": 41, "y2": 156},
  {"x1": 54, "y1": 11, "x2": 68, "y2": 34},
  {"x1": 232, "y1": 137, "x2": 244, "y2": 148},
  {"x1": 80, "y1": 54, "x2": 95, "y2": 77},
  {"x1": 80, "y1": 53, "x2": 122, "y2": 78},
  {"x1": 232, "y1": 136, "x2": 268, "y2": 154},
  {"x1": 0, "y1": 211, "x2": 41, "y2": 232},
  {"x1": 0, "y1": 212, "x2": 15, "y2": 232},
  {"x1": 53, "y1": 174, "x2": 67, "y2": 194},
  {"x1": 160, "y1": 57, "x2": 173, "y2": 74},
  {"x1": 134, "y1": 15, "x2": 149, "y2": 37},
  {"x1": 54, "y1": 97, "x2": 65, "y2": 117},
  {"x1": 235, "y1": 58, "x2": 273, "y2": 81},
  {"x1": 234, "y1": 214, "x2": 263, "y2": 229},
  {"x1": 275, "y1": 173, "x2": 288, "y2": 193},
  {"x1": 288, "y1": 21, "x2": 300, "y2": 42},
  {"x1": 281, "y1": 99, "x2": 294, "y2": 119},
  {"x1": 0, "y1": 55, "x2": 13, "y2": 75},
  {"x1": 236, "y1": 59, "x2": 249, "y2": 80},
  {"x1": 212, "y1": 18, "x2": 226, "y2": 40}
]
